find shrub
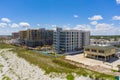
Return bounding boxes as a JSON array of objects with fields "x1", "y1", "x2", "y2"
[
  {"x1": 52, "y1": 59, "x2": 78, "y2": 69},
  {"x1": 66, "y1": 74, "x2": 74, "y2": 80},
  {"x1": 2, "y1": 76, "x2": 11, "y2": 80}
]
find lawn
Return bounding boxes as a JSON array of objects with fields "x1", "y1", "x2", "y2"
[{"x1": 0, "y1": 43, "x2": 115, "y2": 80}]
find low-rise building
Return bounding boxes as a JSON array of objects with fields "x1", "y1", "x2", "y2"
[
  {"x1": 90, "y1": 39, "x2": 120, "y2": 46},
  {"x1": 84, "y1": 45, "x2": 116, "y2": 61}
]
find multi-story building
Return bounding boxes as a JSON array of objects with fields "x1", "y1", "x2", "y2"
[
  {"x1": 53, "y1": 27, "x2": 90, "y2": 53},
  {"x1": 19, "y1": 28, "x2": 53, "y2": 47},
  {"x1": 12, "y1": 32, "x2": 19, "y2": 39},
  {"x1": 19, "y1": 30, "x2": 27, "y2": 45},
  {"x1": 19, "y1": 30, "x2": 27, "y2": 40}
]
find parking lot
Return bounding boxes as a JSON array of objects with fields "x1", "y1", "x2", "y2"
[{"x1": 65, "y1": 53, "x2": 120, "y2": 71}]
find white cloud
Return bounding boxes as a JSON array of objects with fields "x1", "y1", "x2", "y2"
[
  {"x1": 19, "y1": 22, "x2": 30, "y2": 27},
  {"x1": 88, "y1": 15, "x2": 103, "y2": 20},
  {"x1": 92, "y1": 23, "x2": 119, "y2": 35},
  {"x1": 116, "y1": 0, "x2": 120, "y2": 4},
  {"x1": 73, "y1": 15, "x2": 79, "y2": 18},
  {"x1": 63, "y1": 26, "x2": 71, "y2": 30},
  {"x1": 112, "y1": 16, "x2": 120, "y2": 20},
  {"x1": 37, "y1": 24, "x2": 40, "y2": 26},
  {"x1": 11, "y1": 23, "x2": 19, "y2": 28},
  {"x1": 1, "y1": 18, "x2": 11, "y2": 23},
  {"x1": 95, "y1": 23, "x2": 113, "y2": 31},
  {"x1": 51, "y1": 25, "x2": 57, "y2": 28},
  {"x1": 0, "y1": 23, "x2": 7, "y2": 28},
  {"x1": 73, "y1": 23, "x2": 117, "y2": 35},
  {"x1": 73, "y1": 24, "x2": 91, "y2": 31},
  {"x1": 90, "y1": 21, "x2": 98, "y2": 25}
]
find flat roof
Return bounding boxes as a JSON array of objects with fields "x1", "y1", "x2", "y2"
[{"x1": 84, "y1": 45, "x2": 115, "y2": 51}]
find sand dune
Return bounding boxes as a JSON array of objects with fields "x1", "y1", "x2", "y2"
[{"x1": 0, "y1": 49, "x2": 91, "y2": 80}]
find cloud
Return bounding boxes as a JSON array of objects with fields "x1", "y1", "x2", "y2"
[
  {"x1": 88, "y1": 15, "x2": 103, "y2": 20},
  {"x1": 19, "y1": 22, "x2": 30, "y2": 27},
  {"x1": 51, "y1": 24, "x2": 57, "y2": 28},
  {"x1": 73, "y1": 24, "x2": 91, "y2": 31},
  {"x1": 37, "y1": 24, "x2": 40, "y2": 26},
  {"x1": 91, "y1": 23, "x2": 120, "y2": 35},
  {"x1": 116, "y1": 0, "x2": 120, "y2": 4},
  {"x1": 1, "y1": 18, "x2": 11, "y2": 23},
  {"x1": 73, "y1": 15, "x2": 79, "y2": 18},
  {"x1": 66, "y1": 23, "x2": 118, "y2": 35},
  {"x1": 112, "y1": 16, "x2": 120, "y2": 20},
  {"x1": 95, "y1": 23, "x2": 113, "y2": 31},
  {"x1": 11, "y1": 23, "x2": 19, "y2": 28},
  {"x1": 90, "y1": 21, "x2": 98, "y2": 25},
  {"x1": 63, "y1": 25, "x2": 71, "y2": 30},
  {"x1": 0, "y1": 23, "x2": 7, "y2": 28}
]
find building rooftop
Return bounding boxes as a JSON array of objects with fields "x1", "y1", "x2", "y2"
[{"x1": 84, "y1": 45, "x2": 115, "y2": 51}]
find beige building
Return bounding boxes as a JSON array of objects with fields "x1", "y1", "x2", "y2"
[
  {"x1": 19, "y1": 30, "x2": 27, "y2": 40},
  {"x1": 19, "y1": 28, "x2": 53, "y2": 47},
  {"x1": 84, "y1": 45, "x2": 116, "y2": 61}
]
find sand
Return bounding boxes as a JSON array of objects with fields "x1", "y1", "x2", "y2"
[{"x1": 0, "y1": 49, "x2": 91, "y2": 80}]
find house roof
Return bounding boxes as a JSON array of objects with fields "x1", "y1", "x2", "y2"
[{"x1": 84, "y1": 45, "x2": 115, "y2": 51}]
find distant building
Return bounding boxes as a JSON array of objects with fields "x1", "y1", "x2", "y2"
[
  {"x1": 90, "y1": 39, "x2": 120, "y2": 46},
  {"x1": 53, "y1": 27, "x2": 90, "y2": 53},
  {"x1": 84, "y1": 45, "x2": 116, "y2": 61},
  {"x1": 19, "y1": 28, "x2": 53, "y2": 47},
  {"x1": 12, "y1": 32, "x2": 19, "y2": 39}
]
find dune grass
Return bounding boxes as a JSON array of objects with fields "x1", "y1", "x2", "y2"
[
  {"x1": 0, "y1": 43, "x2": 14, "y2": 49},
  {"x1": 2, "y1": 76, "x2": 11, "y2": 80},
  {"x1": 0, "y1": 43, "x2": 115, "y2": 80},
  {"x1": 66, "y1": 74, "x2": 74, "y2": 80}
]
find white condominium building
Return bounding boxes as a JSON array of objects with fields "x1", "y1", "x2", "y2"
[{"x1": 53, "y1": 27, "x2": 90, "y2": 53}]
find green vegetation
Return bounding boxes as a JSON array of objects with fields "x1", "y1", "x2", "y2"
[
  {"x1": 2, "y1": 76, "x2": 11, "y2": 80},
  {"x1": 66, "y1": 74, "x2": 74, "y2": 80},
  {"x1": 52, "y1": 59, "x2": 78, "y2": 69},
  {"x1": 112, "y1": 69, "x2": 118, "y2": 72},
  {"x1": 0, "y1": 43, "x2": 115, "y2": 80},
  {"x1": 0, "y1": 63, "x2": 3, "y2": 67},
  {"x1": 0, "y1": 43, "x2": 14, "y2": 49}
]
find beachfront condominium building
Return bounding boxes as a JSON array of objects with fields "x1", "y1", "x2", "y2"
[
  {"x1": 19, "y1": 30, "x2": 27, "y2": 45},
  {"x1": 53, "y1": 27, "x2": 90, "y2": 53},
  {"x1": 19, "y1": 28, "x2": 53, "y2": 47},
  {"x1": 12, "y1": 32, "x2": 19, "y2": 39}
]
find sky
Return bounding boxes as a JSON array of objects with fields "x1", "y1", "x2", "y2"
[{"x1": 0, "y1": 0, "x2": 120, "y2": 35}]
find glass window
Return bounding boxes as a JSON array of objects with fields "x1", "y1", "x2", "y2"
[
  {"x1": 92, "y1": 49, "x2": 97, "y2": 52},
  {"x1": 98, "y1": 50, "x2": 104, "y2": 53},
  {"x1": 85, "y1": 48, "x2": 90, "y2": 51}
]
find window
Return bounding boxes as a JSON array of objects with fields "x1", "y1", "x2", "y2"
[
  {"x1": 91, "y1": 49, "x2": 97, "y2": 52},
  {"x1": 98, "y1": 50, "x2": 104, "y2": 53},
  {"x1": 85, "y1": 48, "x2": 90, "y2": 51}
]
